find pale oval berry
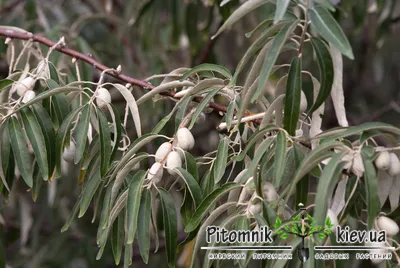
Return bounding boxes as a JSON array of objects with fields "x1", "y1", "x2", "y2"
[
  {"x1": 155, "y1": 142, "x2": 172, "y2": 162},
  {"x1": 36, "y1": 60, "x2": 50, "y2": 79},
  {"x1": 365, "y1": 239, "x2": 387, "y2": 264},
  {"x1": 262, "y1": 182, "x2": 278, "y2": 201},
  {"x1": 375, "y1": 151, "x2": 390, "y2": 170},
  {"x1": 166, "y1": 151, "x2": 182, "y2": 175},
  {"x1": 388, "y1": 153, "x2": 400, "y2": 176},
  {"x1": 351, "y1": 153, "x2": 364, "y2": 177},
  {"x1": 326, "y1": 209, "x2": 339, "y2": 232},
  {"x1": 96, "y1": 87, "x2": 111, "y2": 108},
  {"x1": 300, "y1": 90, "x2": 307, "y2": 113},
  {"x1": 147, "y1": 162, "x2": 163, "y2": 183},
  {"x1": 377, "y1": 216, "x2": 399, "y2": 236},
  {"x1": 62, "y1": 141, "x2": 76, "y2": 163},
  {"x1": 16, "y1": 77, "x2": 35, "y2": 96},
  {"x1": 248, "y1": 203, "x2": 262, "y2": 215},
  {"x1": 295, "y1": 128, "x2": 303, "y2": 137},
  {"x1": 176, "y1": 127, "x2": 195, "y2": 150},
  {"x1": 22, "y1": 90, "x2": 36, "y2": 103}
]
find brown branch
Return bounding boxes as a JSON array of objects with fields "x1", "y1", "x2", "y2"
[{"x1": 0, "y1": 28, "x2": 229, "y2": 115}]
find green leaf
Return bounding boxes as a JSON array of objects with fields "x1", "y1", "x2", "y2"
[
  {"x1": 79, "y1": 168, "x2": 102, "y2": 217},
  {"x1": 31, "y1": 164, "x2": 42, "y2": 201},
  {"x1": 225, "y1": 101, "x2": 235, "y2": 131},
  {"x1": 109, "y1": 104, "x2": 122, "y2": 163},
  {"x1": 126, "y1": 170, "x2": 146, "y2": 244},
  {"x1": 233, "y1": 125, "x2": 280, "y2": 161},
  {"x1": 309, "y1": 6, "x2": 354, "y2": 59},
  {"x1": 112, "y1": 84, "x2": 141, "y2": 137},
  {"x1": 212, "y1": 0, "x2": 268, "y2": 39},
  {"x1": 255, "y1": 19, "x2": 298, "y2": 103},
  {"x1": 123, "y1": 243, "x2": 132, "y2": 268},
  {"x1": 314, "y1": 152, "x2": 345, "y2": 226},
  {"x1": 189, "y1": 86, "x2": 224, "y2": 128},
  {"x1": 316, "y1": 122, "x2": 400, "y2": 140},
  {"x1": 137, "y1": 189, "x2": 151, "y2": 264},
  {"x1": 180, "y1": 63, "x2": 232, "y2": 81},
  {"x1": 314, "y1": 0, "x2": 336, "y2": 11},
  {"x1": 7, "y1": 117, "x2": 32, "y2": 187},
  {"x1": 55, "y1": 107, "x2": 84, "y2": 178},
  {"x1": 61, "y1": 197, "x2": 81, "y2": 232},
  {"x1": 308, "y1": 37, "x2": 334, "y2": 114},
  {"x1": 243, "y1": 137, "x2": 274, "y2": 183},
  {"x1": 274, "y1": 0, "x2": 290, "y2": 24},
  {"x1": 213, "y1": 137, "x2": 229, "y2": 183},
  {"x1": 274, "y1": 131, "x2": 287, "y2": 187},
  {"x1": 48, "y1": 62, "x2": 59, "y2": 83},
  {"x1": 361, "y1": 147, "x2": 380, "y2": 229},
  {"x1": 97, "y1": 108, "x2": 111, "y2": 177},
  {"x1": 234, "y1": 21, "x2": 289, "y2": 82},
  {"x1": 184, "y1": 152, "x2": 198, "y2": 181},
  {"x1": 11, "y1": 86, "x2": 81, "y2": 116},
  {"x1": 175, "y1": 167, "x2": 203, "y2": 208},
  {"x1": 0, "y1": 79, "x2": 13, "y2": 91},
  {"x1": 31, "y1": 104, "x2": 56, "y2": 180},
  {"x1": 159, "y1": 189, "x2": 178, "y2": 268},
  {"x1": 111, "y1": 213, "x2": 124, "y2": 265},
  {"x1": 20, "y1": 108, "x2": 49, "y2": 181},
  {"x1": 283, "y1": 56, "x2": 302, "y2": 136},
  {"x1": 283, "y1": 141, "x2": 345, "y2": 199},
  {"x1": 73, "y1": 105, "x2": 90, "y2": 164},
  {"x1": 184, "y1": 182, "x2": 240, "y2": 232}
]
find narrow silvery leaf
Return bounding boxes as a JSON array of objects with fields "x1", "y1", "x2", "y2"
[
  {"x1": 137, "y1": 189, "x2": 151, "y2": 264},
  {"x1": 74, "y1": 105, "x2": 90, "y2": 164},
  {"x1": 283, "y1": 56, "x2": 302, "y2": 136},
  {"x1": 185, "y1": 182, "x2": 240, "y2": 232},
  {"x1": 225, "y1": 101, "x2": 235, "y2": 131},
  {"x1": 184, "y1": 152, "x2": 198, "y2": 181},
  {"x1": 159, "y1": 189, "x2": 177, "y2": 268},
  {"x1": 309, "y1": 78, "x2": 324, "y2": 150},
  {"x1": 109, "y1": 134, "x2": 159, "y2": 184},
  {"x1": 32, "y1": 104, "x2": 56, "y2": 179},
  {"x1": 7, "y1": 117, "x2": 32, "y2": 187},
  {"x1": 234, "y1": 21, "x2": 288, "y2": 82},
  {"x1": 126, "y1": 170, "x2": 146, "y2": 244},
  {"x1": 314, "y1": 152, "x2": 345, "y2": 226},
  {"x1": 283, "y1": 141, "x2": 344, "y2": 198},
  {"x1": 113, "y1": 83, "x2": 141, "y2": 137},
  {"x1": 314, "y1": 0, "x2": 336, "y2": 11},
  {"x1": 273, "y1": 131, "x2": 287, "y2": 187},
  {"x1": 20, "y1": 108, "x2": 49, "y2": 181},
  {"x1": 361, "y1": 147, "x2": 380, "y2": 229},
  {"x1": 111, "y1": 213, "x2": 124, "y2": 265},
  {"x1": 180, "y1": 64, "x2": 232, "y2": 81},
  {"x1": 243, "y1": 138, "x2": 274, "y2": 183},
  {"x1": 255, "y1": 20, "x2": 298, "y2": 103},
  {"x1": 389, "y1": 175, "x2": 400, "y2": 211},
  {"x1": 212, "y1": 0, "x2": 268, "y2": 39},
  {"x1": 175, "y1": 167, "x2": 203, "y2": 208},
  {"x1": 329, "y1": 45, "x2": 349, "y2": 127},
  {"x1": 309, "y1": 6, "x2": 354, "y2": 59},
  {"x1": 111, "y1": 153, "x2": 148, "y2": 205},
  {"x1": 137, "y1": 80, "x2": 194, "y2": 105},
  {"x1": 274, "y1": 0, "x2": 290, "y2": 24},
  {"x1": 123, "y1": 243, "x2": 133, "y2": 268},
  {"x1": 97, "y1": 108, "x2": 111, "y2": 177},
  {"x1": 213, "y1": 137, "x2": 229, "y2": 183},
  {"x1": 61, "y1": 197, "x2": 81, "y2": 232},
  {"x1": 79, "y1": 168, "x2": 101, "y2": 217},
  {"x1": 189, "y1": 86, "x2": 224, "y2": 128},
  {"x1": 330, "y1": 176, "x2": 348, "y2": 215},
  {"x1": 260, "y1": 95, "x2": 285, "y2": 128},
  {"x1": 308, "y1": 37, "x2": 334, "y2": 114}
]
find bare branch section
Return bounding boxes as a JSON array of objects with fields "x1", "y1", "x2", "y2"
[{"x1": 0, "y1": 28, "x2": 229, "y2": 115}]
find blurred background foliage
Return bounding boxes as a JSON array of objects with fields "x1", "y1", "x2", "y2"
[{"x1": 0, "y1": 0, "x2": 399, "y2": 267}]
